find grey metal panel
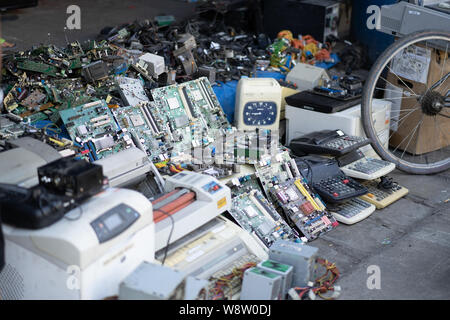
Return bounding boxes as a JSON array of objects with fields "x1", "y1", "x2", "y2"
[{"x1": 269, "y1": 240, "x2": 318, "y2": 288}]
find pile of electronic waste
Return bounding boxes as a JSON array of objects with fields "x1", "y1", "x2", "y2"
[{"x1": 0, "y1": 11, "x2": 406, "y2": 301}]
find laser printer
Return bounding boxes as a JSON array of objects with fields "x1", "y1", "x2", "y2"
[{"x1": 0, "y1": 188, "x2": 154, "y2": 300}]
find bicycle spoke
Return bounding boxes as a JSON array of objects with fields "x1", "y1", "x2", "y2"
[
  {"x1": 437, "y1": 43, "x2": 449, "y2": 91},
  {"x1": 375, "y1": 87, "x2": 419, "y2": 97},
  {"x1": 394, "y1": 115, "x2": 423, "y2": 156},
  {"x1": 379, "y1": 75, "x2": 416, "y2": 97},
  {"x1": 389, "y1": 107, "x2": 419, "y2": 140},
  {"x1": 386, "y1": 65, "x2": 417, "y2": 96}
]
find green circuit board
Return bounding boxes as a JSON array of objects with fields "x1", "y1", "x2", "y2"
[
  {"x1": 112, "y1": 104, "x2": 170, "y2": 162},
  {"x1": 229, "y1": 188, "x2": 299, "y2": 248},
  {"x1": 59, "y1": 100, "x2": 130, "y2": 161},
  {"x1": 150, "y1": 77, "x2": 233, "y2": 163}
]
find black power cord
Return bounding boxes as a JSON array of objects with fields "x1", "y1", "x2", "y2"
[
  {"x1": 155, "y1": 207, "x2": 175, "y2": 266},
  {"x1": 378, "y1": 176, "x2": 396, "y2": 190}
]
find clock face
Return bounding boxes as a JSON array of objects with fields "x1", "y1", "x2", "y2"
[{"x1": 243, "y1": 101, "x2": 277, "y2": 126}]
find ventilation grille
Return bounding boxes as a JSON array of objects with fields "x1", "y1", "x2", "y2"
[
  {"x1": 0, "y1": 264, "x2": 24, "y2": 300},
  {"x1": 381, "y1": 16, "x2": 401, "y2": 32}
]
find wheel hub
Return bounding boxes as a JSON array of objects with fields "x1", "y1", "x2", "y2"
[{"x1": 421, "y1": 91, "x2": 445, "y2": 116}]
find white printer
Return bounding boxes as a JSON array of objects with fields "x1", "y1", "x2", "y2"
[
  {"x1": 286, "y1": 99, "x2": 392, "y2": 158},
  {"x1": 0, "y1": 188, "x2": 154, "y2": 300},
  {"x1": 153, "y1": 171, "x2": 231, "y2": 251}
]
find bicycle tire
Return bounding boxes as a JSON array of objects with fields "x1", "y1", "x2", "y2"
[{"x1": 362, "y1": 29, "x2": 450, "y2": 174}]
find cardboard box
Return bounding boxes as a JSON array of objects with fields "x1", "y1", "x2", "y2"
[{"x1": 384, "y1": 44, "x2": 449, "y2": 155}]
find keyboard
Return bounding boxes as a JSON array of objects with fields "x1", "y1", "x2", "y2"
[
  {"x1": 359, "y1": 177, "x2": 409, "y2": 209},
  {"x1": 295, "y1": 156, "x2": 368, "y2": 203},
  {"x1": 290, "y1": 130, "x2": 370, "y2": 156},
  {"x1": 327, "y1": 198, "x2": 375, "y2": 225},
  {"x1": 337, "y1": 150, "x2": 396, "y2": 180}
]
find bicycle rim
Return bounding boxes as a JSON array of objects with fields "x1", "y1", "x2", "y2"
[{"x1": 362, "y1": 30, "x2": 450, "y2": 174}]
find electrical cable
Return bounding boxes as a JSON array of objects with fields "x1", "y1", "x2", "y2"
[{"x1": 156, "y1": 207, "x2": 175, "y2": 266}]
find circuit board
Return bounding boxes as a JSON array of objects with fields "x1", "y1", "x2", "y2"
[
  {"x1": 112, "y1": 104, "x2": 170, "y2": 162},
  {"x1": 270, "y1": 178, "x2": 338, "y2": 241},
  {"x1": 217, "y1": 130, "x2": 277, "y2": 165},
  {"x1": 230, "y1": 189, "x2": 299, "y2": 248},
  {"x1": 59, "y1": 100, "x2": 131, "y2": 161},
  {"x1": 254, "y1": 150, "x2": 300, "y2": 197},
  {"x1": 255, "y1": 150, "x2": 338, "y2": 241},
  {"x1": 150, "y1": 77, "x2": 233, "y2": 162}
]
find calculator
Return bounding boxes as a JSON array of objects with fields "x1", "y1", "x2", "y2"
[
  {"x1": 327, "y1": 198, "x2": 375, "y2": 225},
  {"x1": 290, "y1": 130, "x2": 370, "y2": 156},
  {"x1": 337, "y1": 149, "x2": 396, "y2": 180},
  {"x1": 313, "y1": 175, "x2": 368, "y2": 203},
  {"x1": 295, "y1": 156, "x2": 368, "y2": 203},
  {"x1": 359, "y1": 177, "x2": 409, "y2": 209}
]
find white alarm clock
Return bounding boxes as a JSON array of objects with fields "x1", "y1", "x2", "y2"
[{"x1": 234, "y1": 77, "x2": 282, "y2": 130}]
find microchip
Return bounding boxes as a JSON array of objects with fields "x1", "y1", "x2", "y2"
[
  {"x1": 94, "y1": 135, "x2": 115, "y2": 151},
  {"x1": 174, "y1": 115, "x2": 189, "y2": 128},
  {"x1": 77, "y1": 125, "x2": 88, "y2": 136},
  {"x1": 258, "y1": 221, "x2": 275, "y2": 235},
  {"x1": 192, "y1": 90, "x2": 203, "y2": 101},
  {"x1": 130, "y1": 114, "x2": 145, "y2": 127},
  {"x1": 285, "y1": 187, "x2": 299, "y2": 201},
  {"x1": 244, "y1": 206, "x2": 258, "y2": 218},
  {"x1": 167, "y1": 97, "x2": 179, "y2": 109}
]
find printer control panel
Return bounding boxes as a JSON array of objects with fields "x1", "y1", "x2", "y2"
[
  {"x1": 202, "y1": 181, "x2": 222, "y2": 194},
  {"x1": 91, "y1": 204, "x2": 140, "y2": 243}
]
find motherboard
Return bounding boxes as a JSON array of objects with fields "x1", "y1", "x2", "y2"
[
  {"x1": 59, "y1": 100, "x2": 132, "y2": 161},
  {"x1": 255, "y1": 150, "x2": 338, "y2": 241}
]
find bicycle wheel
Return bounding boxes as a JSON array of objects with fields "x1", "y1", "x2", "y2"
[{"x1": 362, "y1": 29, "x2": 450, "y2": 174}]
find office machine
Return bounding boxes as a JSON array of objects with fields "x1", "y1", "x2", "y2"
[
  {"x1": 240, "y1": 267, "x2": 282, "y2": 300},
  {"x1": 285, "y1": 63, "x2": 330, "y2": 92},
  {"x1": 119, "y1": 262, "x2": 186, "y2": 300},
  {"x1": 0, "y1": 137, "x2": 62, "y2": 188},
  {"x1": 379, "y1": 1, "x2": 450, "y2": 37},
  {"x1": 337, "y1": 149, "x2": 396, "y2": 180},
  {"x1": 285, "y1": 99, "x2": 392, "y2": 157},
  {"x1": 257, "y1": 260, "x2": 293, "y2": 298},
  {"x1": 234, "y1": 77, "x2": 281, "y2": 131},
  {"x1": 269, "y1": 240, "x2": 318, "y2": 288},
  {"x1": 285, "y1": 90, "x2": 360, "y2": 114},
  {"x1": 326, "y1": 198, "x2": 375, "y2": 225},
  {"x1": 290, "y1": 130, "x2": 370, "y2": 157},
  {"x1": 263, "y1": 0, "x2": 340, "y2": 42},
  {"x1": 156, "y1": 216, "x2": 267, "y2": 299},
  {"x1": 295, "y1": 156, "x2": 368, "y2": 203},
  {"x1": 152, "y1": 171, "x2": 231, "y2": 251},
  {"x1": 360, "y1": 176, "x2": 409, "y2": 209},
  {"x1": 0, "y1": 188, "x2": 155, "y2": 300}
]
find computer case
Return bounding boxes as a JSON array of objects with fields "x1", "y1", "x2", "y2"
[{"x1": 263, "y1": 0, "x2": 340, "y2": 42}]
